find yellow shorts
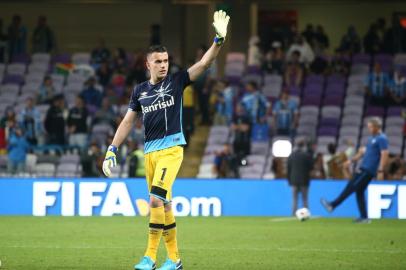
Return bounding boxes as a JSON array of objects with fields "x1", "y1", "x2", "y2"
[{"x1": 144, "y1": 146, "x2": 184, "y2": 202}]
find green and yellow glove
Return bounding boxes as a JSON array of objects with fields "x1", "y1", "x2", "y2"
[
  {"x1": 102, "y1": 145, "x2": 117, "y2": 177},
  {"x1": 213, "y1": 10, "x2": 230, "y2": 45}
]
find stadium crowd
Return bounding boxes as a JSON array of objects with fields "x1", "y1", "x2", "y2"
[{"x1": 0, "y1": 14, "x2": 405, "y2": 180}]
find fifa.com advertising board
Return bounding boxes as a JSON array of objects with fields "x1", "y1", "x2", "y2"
[{"x1": 0, "y1": 178, "x2": 404, "y2": 218}]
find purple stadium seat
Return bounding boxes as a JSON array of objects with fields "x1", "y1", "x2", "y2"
[
  {"x1": 2, "y1": 74, "x2": 24, "y2": 85},
  {"x1": 305, "y1": 74, "x2": 324, "y2": 85},
  {"x1": 287, "y1": 85, "x2": 301, "y2": 96},
  {"x1": 320, "y1": 118, "x2": 340, "y2": 127},
  {"x1": 302, "y1": 95, "x2": 321, "y2": 106},
  {"x1": 365, "y1": 106, "x2": 385, "y2": 117},
  {"x1": 352, "y1": 53, "x2": 371, "y2": 65},
  {"x1": 327, "y1": 74, "x2": 346, "y2": 84},
  {"x1": 387, "y1": 106, "x2": 403, "y2": 117},
  {"x1": 374, "y1": 54, "x2": 393, "y2": 65},
  {"x1": 318, "y1": 126, "x2": 338, "y2": 136},
  {"x1": 11, "y1": 53, "x2": 30, "y2": 64},
  {"x1": 246, "y1": 65, "x2": 262, "y2": 75},
  {"x1": 52, "y1": 53, "x2": 71, "y2": 64}
]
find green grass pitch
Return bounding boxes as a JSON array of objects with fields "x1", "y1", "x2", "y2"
[{"x1": 0, "y1": 217, "x2": 405, "y2": 269}]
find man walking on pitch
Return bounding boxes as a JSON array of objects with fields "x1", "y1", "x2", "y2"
[
  {"x1": 321, "y1": 117, "x2": 389, "y2": 223},
  {"x1": 102, "y1": 10, "x2": 230, "y2": 270}
]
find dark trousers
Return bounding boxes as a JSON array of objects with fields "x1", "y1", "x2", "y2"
[
  {"x1": 331, "y1": 169, "x2": 373, "y2": 218},
  {"x1": 292, "y1": 185, "x2": 309, "y2": 215}
]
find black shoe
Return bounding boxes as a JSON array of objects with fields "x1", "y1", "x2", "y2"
[
  {"x1": 320, "y1": 198, "x2": 333, "y2": 213},
  {"x1": 353, "y1": 218, "x2": 371, "y2": 224}
]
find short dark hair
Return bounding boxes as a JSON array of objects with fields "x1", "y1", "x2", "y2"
[{"x1": 147, "y1": 45, "x2": 167, "y2": 56}]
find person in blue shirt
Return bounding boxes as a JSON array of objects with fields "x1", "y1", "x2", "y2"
[
  {"x1": 388, "y1": 70, "x2": 406, "y2": 106},
  {"x1": 321, "y1": 117, "x2": 389, "y2": 223},
  {"x1": 241, "y1": 81, "x2": 270, "y2": 124},
  {"x1": 213, "y1": 79, "x2": 234, "y2": 125},
  {"x1": 18, "y1": 97, "x2": 43, "y2": 145},
  {"x1": 272, "y1": 91, "x2": 298, "y2": 136},
  {"x1": 364, "y1": 63, "x2": 390, "y2": 107},
  {"x1": 80, "y1": 77, "x2": 103, "y2": 110},
  {"x1": 7, "y1": 126, "x2": 29, "y2": 175}
]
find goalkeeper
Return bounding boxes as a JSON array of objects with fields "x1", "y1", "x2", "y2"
[{"x1": 102, "y1": 10, "x2": 230, "y2": 270}]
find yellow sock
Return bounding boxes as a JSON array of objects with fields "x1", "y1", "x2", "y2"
[
  {"x1": 163, "y1": 209, "x2": 180, "y2": 261},
  {"x1": 144, "y1": 206, "x2": 165, "y2": 261}
]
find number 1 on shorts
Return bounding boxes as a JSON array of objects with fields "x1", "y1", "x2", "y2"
[{"x1": 161, "y1": 168, "x2": 167, "y2": 181}]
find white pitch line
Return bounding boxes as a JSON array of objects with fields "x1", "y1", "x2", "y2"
[
  {"x1": 1, "y1": 245, "x2": 404, "y2": 254},
  {"x1": 270, "y1": 216, "x2": 321, "y2": 222}
]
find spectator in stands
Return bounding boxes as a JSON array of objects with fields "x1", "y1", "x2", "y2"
[
  {"x1": 382, "y1": 24, "x2": 395, "y2": 54},
  {"x1": 194, "y1": 45, "x2": 211, "y2": 125},
  {"x1": 213, "y1": 144, "x2": 239, "y2": 178},
  {"x1": 128, "y1": 141, "x2": 145, "y2": 177},
  {"x1": 7, "y1": 126, "x2": 29, "y2": 175},
  {"x1": 301, "y1": 24, "x2": 315, "y2": 46},
  {"x1": 32, "y1": 16, "x2": 55, "y2": 53},
  {"x1": 80, "y1": 77, "x2": 103, "y2": 109},
  {"x1": 386, "y1": 154, "x2": 406, "y2": 180},
  {"x1": 112, "y1": 47, "x2": 127, "y2": 71},
  {"x1": 365, "y1": 63, "x2": 390, "y2": 106},
  {"x1": 213, "y1": 80, "x2": 234, "y2": 125},
  {"x1": 231, "y1": 104, "x2": 251, "y2": 165},
  {"x1": 126, "y1": 53, "x2": 147, "y2": 85},
  {"x1": 44, "y1": 94, "x2": 66, "y2": 145},
  {"x1": 129, "y1": 116, "x2": 144, "y2": 145},
  {"x1": 81, "y1": 141, "x2": 103, "y2": 177},
  {"x1": 311, "y1": 153, "x2": 326, "y2": 179},
  {"x1": 322, "y1": 143, "x2": 336, "y2": 178},
  {"x1": 286, "y1": 35, "x2": 315, "y2": 66},
  {"x1": 364, "y1": 23, "x2": 382, "y2": 55},
  {"x1": 0, "y1": 107, "x2": 16, "y2": 149},
  {"x1": 248, "y1": 36, "x2": 262, "y2": 67},
  {"x1": 91, "y1": 37, "x2": 110, "y2": 66},
  {"x1": 119, "y1": 83, "x2": 133, "y2": 106},
  {"x1": 97, "y1": 62, "x2": 112, "y2": 87},
  {"x1": 287, "y1": 140, "x2": 313, "y2": 215},
  {"x1": 0, "y1": 18, "x2": 7, "y2": 63},
  {"x1": 310, "y1": 55, "x2": 328, "y2": 75},
  {"x1": 284, "y1": 50, "x2": 304, "y2": 88},
  {"x1": 241, "y1": 81, "x2": 270, "y2": 124},
  {"x1": 92, "y1": 97, "x2": 118, "y2": 129},
  {"x1": 168, "y1": 54, "x2": 181, "y2": 75},
  {"x1": 37, "y1": 76, "x2": 56, "y2": 104},
  {"x1": 104, "y1": 85, "x2": 119, "y2": 105},
  {"x1": 313, "y1": 25, "x2": 329, "y2": 53},
  {"x1": 388, "y1": 70, "x2": 406, "y2": 106},
  {"x1": 330, "y1": 49, "x2": 350, "y2": 76},
  {"x1": 262, "y1": 41, "x2": 284, "y2": 75},
  {"x1": 272, "y1": 91, "x2": 298, "y2": 136},
  {"x1": 7, "y1": 14, "x2": 27, "y2": 59},
  {"x1": 18, "y1": 97, "x2": 43, "y2": 146},
  {"x1": 182, "y1": 84, "x2": 194, "y2": 146},
  {"x1": 339, "y1": 25, "x2": 361, "y2": 54},
  {"x1": 67, "y1": 95, "x2": 88, "y2": 149}
]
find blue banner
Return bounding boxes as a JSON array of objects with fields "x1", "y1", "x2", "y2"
[{"x1": 0, "y1": 178, "x2": 404, "y2": 218}]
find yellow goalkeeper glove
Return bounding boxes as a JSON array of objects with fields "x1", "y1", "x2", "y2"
[
  {"x1": 213, "y1": 10, "x2": 230, "y2": 45},
  {"x1": 102, "y1": 145, "x2": 117, "y2": 177}
]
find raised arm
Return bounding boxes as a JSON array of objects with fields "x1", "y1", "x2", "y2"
[{"x1": 188, "y1": 10, "x2": 230, "y2": 82}]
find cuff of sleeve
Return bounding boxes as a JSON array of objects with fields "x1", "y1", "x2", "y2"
[
  {"x1": 108, "y1": 145, "x2": 118, "y2": 154},
  {"x1": 214, "y1": 35, "x2": 225, "y2": 45}
]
